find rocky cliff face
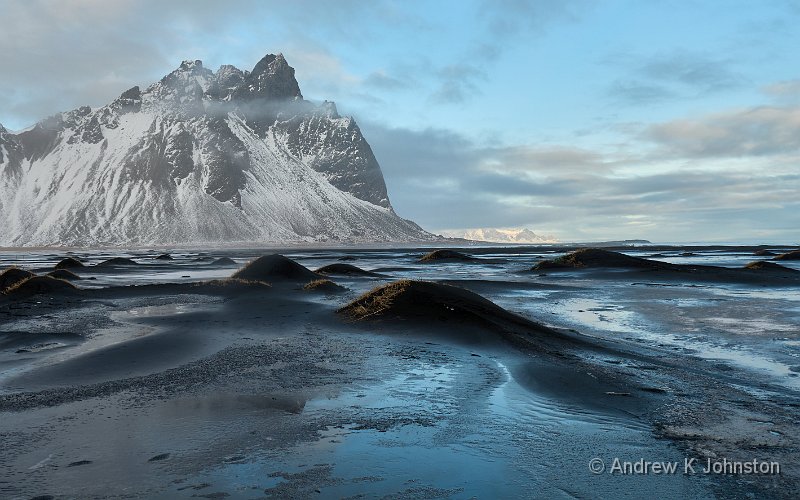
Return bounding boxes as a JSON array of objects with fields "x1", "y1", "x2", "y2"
[{"x1": 0, "y1": 54, "x2": 431, "y2": 246}]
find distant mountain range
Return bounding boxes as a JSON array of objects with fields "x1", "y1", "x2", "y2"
[
  {"x1": 0, "y1": 54, "x2": 434, "y2": 246},
  {"x1": 441, "y1": 228, "x2": 559, "y2": 244}
]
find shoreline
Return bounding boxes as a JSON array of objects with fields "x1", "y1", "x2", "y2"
[{"x1": 1, "y1": 246, "x2": 798, "y2": 498}]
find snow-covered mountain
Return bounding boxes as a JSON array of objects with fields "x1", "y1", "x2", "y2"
[
  {"x1": 441, "y1": 228, "x2": 558, "y2": 244},
  {"x1": 0, "y1": 54, "x2": 433, "y2": 246}
]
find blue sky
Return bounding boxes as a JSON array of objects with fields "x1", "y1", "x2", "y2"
[{"x1": 1, "y1": 0, "x2": 798, "y2": 242}]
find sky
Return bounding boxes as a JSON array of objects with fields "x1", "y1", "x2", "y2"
[{"x1": 0, "y1": 0, "x2": 798, "y2": 243}]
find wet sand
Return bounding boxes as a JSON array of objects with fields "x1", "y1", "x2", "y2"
[{"x1": 1, "y1": 246, "x2": 799, "y2": 498}]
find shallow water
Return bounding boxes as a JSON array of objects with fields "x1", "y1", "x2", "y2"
[
  {"x1": 1, "y1": 244, "x2": 797, "y2": 497},
  {"x1": 179, "y1": 348, "x2": 708, "y2": 499},
  {"x1": 3, "y1": 245, "x2": 799, "y2": 395}
]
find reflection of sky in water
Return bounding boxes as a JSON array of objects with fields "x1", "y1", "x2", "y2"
[
  {"x1": 2, "y1": 246, "x2": 799, "y2": 393},
  {"x1": 197, "y1": 355, "x2": 692, "y2": 499}
]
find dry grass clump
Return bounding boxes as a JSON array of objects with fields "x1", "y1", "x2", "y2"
[
  {"x1": 774, "y1": 249, "x2": 800, "y2": 261},
  {"x1": 303, "y1": 279, "x2": 344, "y2": 292},
  {"x1": 744, "y1": 261, "x2": 795, "y2": 272},
  {"x1": 47, "y1": 269, "x2": 81, "y2": 280},
  {"x1": 533, "y1": 248, "x2": 667, "y2": 270},
  {"x1": 338, "y1": 279, "x2": 514, "y2": 322},
  {"x1": 4, "y1": 275, "x2": 77, "y2": 296},
  {"x1": 196, "y1": 278, "x2": 271, "y2": 288}
]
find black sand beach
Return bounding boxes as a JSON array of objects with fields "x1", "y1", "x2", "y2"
[{"x1": 1, "y1": 245, "x2": 799, "y2": 498}]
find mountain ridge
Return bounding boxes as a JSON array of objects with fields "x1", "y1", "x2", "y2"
[
  {"x1": 0, "y1": 53, "x2": 433, "y2": 247},
  {"x1": 440, "y1": 228, "x2": 558, "y2": 244}
]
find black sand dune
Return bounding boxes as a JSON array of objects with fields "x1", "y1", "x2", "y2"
[
  {"x1": 47, "y1": 269, "x2": 82, "y2": 280},
  {"x1": 337, "y1": 255, "x2": 357, "y2": 261},
  {"x1": 196, "y1": 278, "x2": 272, "y2": 291},
  {"x1": 533, "y1": 248, "x2": 670, "y2": 270},
  {"x1": 337, "y1": 279, "x2": 568, "y2": 346},
  {"x1": 2, "y1": 275, "x2": 78, "y2": 297},
  {"x1": 3, "y1": 248, "x2": 799, "y2": 498},
  {"x1": 533, "y1": 248, "x2": 800, "y2": 283},
  {"x1": 774, "y1": 249, "x2": 800, "y2": 261},
  {"x1": 55, "y1": 257, "x2": 84, "y2": 269},
  {"x1": 754, "y1": 249, "x2": 776, "y2": 256},
  {"x1": 97, "y1": 257, "x2": 139, "y2": 266},
  {"x1": 303, "y1": 279, "x2": 345, "y2": 292},
  {"x1": 209, "y1": 257, "x2": 237, "y2": 266},
  {"x1": 419, "y1": 249, "x2": 477, "y2": 262},
  {"x1": 0, "y1": 268, "x2": 36, "y2": 292},
  {"x1": 154, "y1": 254, "x2": 173, "y2": 261},
  {"x1": 232, "y1": 254, "x2": 320, "y2": 283},
  {"x1": 744, "y1": 260, "x2": 798, "y2": 272},
  {"x1": 315, "y1": 263, "x2": 381, "y2": 277}
]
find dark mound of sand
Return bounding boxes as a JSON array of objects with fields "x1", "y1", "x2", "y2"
[
  {"x1": 338, "y1": 256, "x2": 357, "y2": 261},
  {"x1": 338, "y1": 279, "x2": 552, "y2": 332},
  {"x1": 98, "y1": 257, "x2": 139, "y2": 266},
  {"x1": 209, "y1": 257, "x2": 237, "y2": 266},
  {"x1": 3, "y1": 276, "x2": 78, "y2": 297},
  {"x1": 1, "y1": 268, "x2": 36, "y2": 292},
  {"x1": 55, "y1": 257, "x2": 84, "y2": 269},
  {"x1": 47, "y1": 269, "x2": 82, "y2": 280},
  {"x1": 774, "y1": 249, "x2": 800, "y2": 261},
  {"x1": 315, "y1": 263, "x2": 380, "y2": 277},
  {"x1": 154, "y1": 254, "x2": 173, "y2": 260},
  {"x1": 753, "y1": 249, "x2": 776, "y2": 256},
  {"x1": 533, "y1": 248, "x2": 667, "y2": 270},
  {"x1": 232, "y1": 254, "x2": 320, "y2": 283},
  {"x1": 197, "y1": 278, "x2": 272, "y2": 290},
  {"x1": 744, "y1": 261, "x2": 798, "y2": 272},
  {"x1": 419, "y1": 249, "x2": 476, "y2": 262},
  {"x1": 303, "y1": 279, "x2": 345, "y2": 292},
  {"x1": 192, "y1": 256, "x2": 215, "y2": 262}
]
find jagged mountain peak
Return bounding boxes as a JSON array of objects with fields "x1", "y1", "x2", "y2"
[
  {"x1": 233, "y1": 52, "x2": 302, "y2": 102},
  {"x1": 0, "y1": 52, "x2": 431, "y2": 246},
  {"x1": 179, "y1": 59, "x2": 205, "y2": 71}
]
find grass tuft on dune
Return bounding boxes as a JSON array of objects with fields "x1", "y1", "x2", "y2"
[
  {"x1": 1, "y1": 267, "x2": 37, "y2": 292},
  {"x1": 47, "y1": 269, "x2": 82, "y2": 280},
  {"x1": 303, "y1": 279, "x2": 345, "y2": 292},
  {"x1": 3, "y1": 275, "x2": 78, "y2": 296},
  {"x1": 533, "y1": 248, "x2": 666, "y2": 270},
  {"x1": 774, "y1": 249, "x2": 800, "y2": 261}
]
